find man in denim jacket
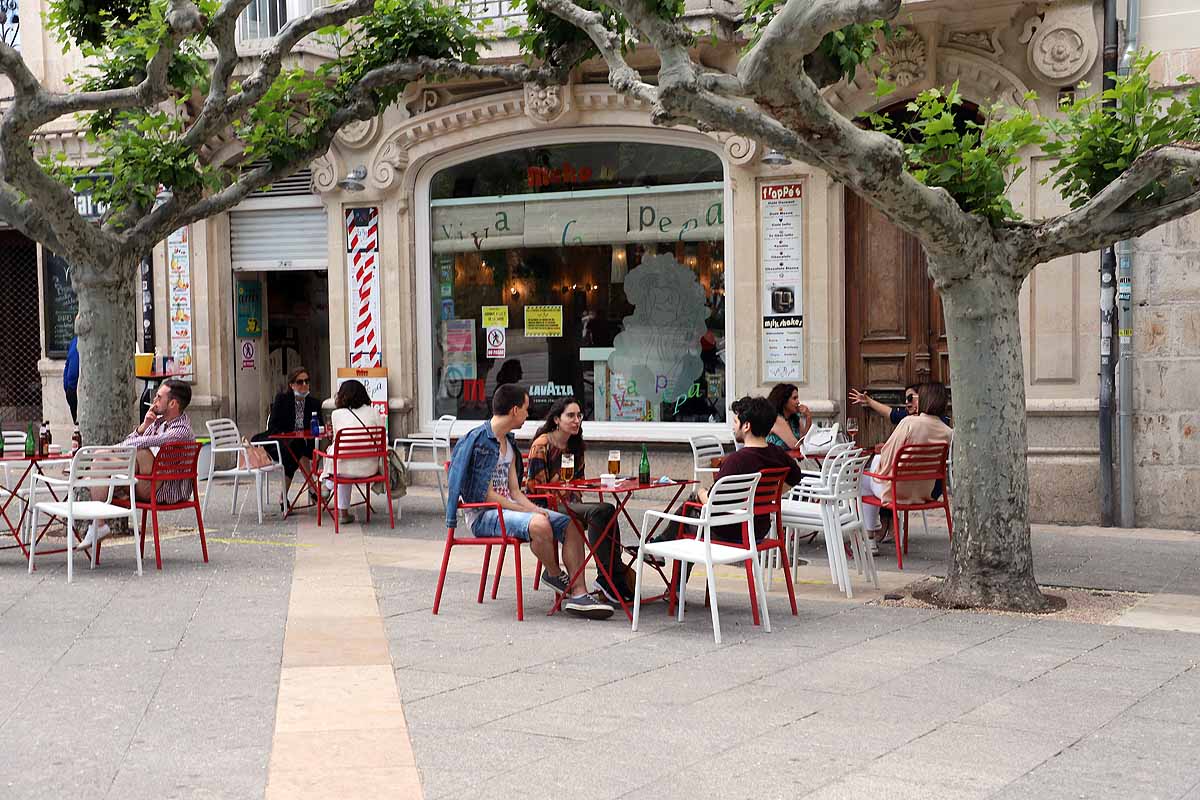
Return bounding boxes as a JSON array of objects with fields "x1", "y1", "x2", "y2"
[{"x1": 445, "y1": 384, "x2": 613, "y2": 619}]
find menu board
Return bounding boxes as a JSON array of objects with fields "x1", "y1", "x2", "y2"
[
  {"x1": 167, "y1": 227, "x2": 195, "y2": 378},
  {"x1": 759, "y1": 181, "x2": 804, "y2": 382},
  {"x1": 42, "y1": 251, "x2": 79, "y2": 358}
]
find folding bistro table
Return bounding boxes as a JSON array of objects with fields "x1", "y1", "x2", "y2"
[
  {"x1": 530, "y1": 476, "x2": 695, "y2": 620},
  {"x1": 1, "y1": 451, "x2": 75, "y2": 558},
  {"x1": 270, "y1": 430, "x2": 327, "y2": 518}
]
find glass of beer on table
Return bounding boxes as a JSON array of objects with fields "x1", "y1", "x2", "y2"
[
  {"x1": 559, "y1": 453, "x2": 576, "y2": 482},
  {"x1": 607, "y1": 449, "x2": 621, "y2": 476}
]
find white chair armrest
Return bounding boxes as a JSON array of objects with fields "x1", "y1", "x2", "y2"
[{"x1": 31, "y1": 473, "x2": 70, "y2": 488}]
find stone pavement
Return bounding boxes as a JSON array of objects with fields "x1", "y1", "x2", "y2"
[{"x1": 2, "y1": 482, "x2": 1199, "y2": 799}]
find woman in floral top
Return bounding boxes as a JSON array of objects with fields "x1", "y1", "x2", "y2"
[{"x1": 526, "y1": 398, "x2": 633, "y2": 604}]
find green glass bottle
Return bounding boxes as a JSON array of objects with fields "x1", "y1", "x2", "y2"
[
  {"x1": 638, "y1": 444, "x2": 650, "y2": 485},
  {"x1": 24, "y1": 423, "x2": 35, "y2": 457},
  {"x1": 0, "y1": 429, "x2": 5, "y2": 457}
]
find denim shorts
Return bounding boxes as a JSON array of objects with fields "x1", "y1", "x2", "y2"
[{"x1": 470, "y1": 508, "x2": 571, "y2": 543}]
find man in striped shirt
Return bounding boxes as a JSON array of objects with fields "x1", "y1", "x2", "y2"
[{"x1": 78, "y1": 379, "x2": 196, "y2": 550}]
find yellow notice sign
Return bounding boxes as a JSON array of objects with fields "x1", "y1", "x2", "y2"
[
  {"x1": 524, "y1": 305, "x2": 563, "y2": 337},
  {"x1": 482, "y1": 306, "x2": 509, "y2": 328}
]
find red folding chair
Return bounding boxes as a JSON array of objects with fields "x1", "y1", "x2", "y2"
[
  {"x1": 862, "y1": 442, "x2": 951, "y2": 570},
  {"x1": 314, "y1": 426, "x2": 393, "y2": 534},
  {"x1": 434, "y1": 500, "x2": 530, "y2": 621},
  {"x1": 752, "y1": 467, "x2": 798, "y2": 617},
  {"x1": 105, "y1": 440, "x2": 207, "y2": 571}
]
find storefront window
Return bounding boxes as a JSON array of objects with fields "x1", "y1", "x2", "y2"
[{"x1": 429, "y1": 141, "x2": 727, "y2": 423}]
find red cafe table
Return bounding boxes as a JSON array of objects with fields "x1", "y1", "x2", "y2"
[
  {"x1": 530, "y1": 476, "x2": 696, "y2": 621},
  {"x1": 1, "y1": 451, "x2": 76, "y2": 558},
  {"x1": 270, "y1": 430, "x2": 328, "y2": 518}
]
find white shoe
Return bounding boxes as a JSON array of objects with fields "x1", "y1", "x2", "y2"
[
  {"x1": 866, "y1": 531, "x2": 881, "y2": 555},
  {"x1": 75, "y1": 522, "x2": 111, "y2": 552}
]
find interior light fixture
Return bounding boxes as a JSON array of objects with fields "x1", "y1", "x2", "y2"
[{"x1": 337, "y1": 165, "x2": 367, "y2": 192}]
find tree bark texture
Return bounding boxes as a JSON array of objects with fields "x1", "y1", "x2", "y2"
[
  {"x1": 74, "y1": 258, "x2": 139, "y2": 450},
  {"x1": 934, "y1": 257, "x2": 1047, "y2": 611}
]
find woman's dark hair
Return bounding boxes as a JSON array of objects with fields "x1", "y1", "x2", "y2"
[
  {"x1": 492, "y1": 383, "x2": 528, "y2": 416},
  {"x1": 766, "y1": 383, "x2": 798, "y2": 417},
  {"x1": 534, "y1": 397, "x2": 586, "y2": 460},
  {"x1": 288, "y1": 366, "x2": 311, "y2": 385},
  {"x1": 918, "y1": 381, "x2": 950, "y2": 419},
  {"x1": 336, "y1": 379, "x2": 371, "y2": 410}
]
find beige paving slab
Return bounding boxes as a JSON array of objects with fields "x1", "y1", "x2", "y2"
[
  {"x1": 266, "y1": 519, "x2": 424, "y2": 799},
  {"x1": 266, "y1": 766, "x2": 423, "y2": 800},
  {"x1": 1115, "y1": 592, "x2": 1200, "y2": 634}
]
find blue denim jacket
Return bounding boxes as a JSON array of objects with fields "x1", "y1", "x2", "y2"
[{"x1": 444, "y1": 419, "x2": 516, "y2": 528}]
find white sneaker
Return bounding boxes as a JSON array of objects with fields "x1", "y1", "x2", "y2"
[
  {"x1": 75, "y1": 522, "x2": 111, "y2": 552},
  {"x1": 866, "y1": 531, "x2": 881, "y2": 556}
]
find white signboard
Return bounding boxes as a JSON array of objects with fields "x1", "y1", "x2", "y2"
[
  {"x1": 760, "y1": 182, "x2": 804, "y2": 381},
  {"x1": 336, "y1": 367, "x2": 389, "y2": 435},
  {"x1": 485, "y1": 326, "x2": 506, "y2": 359},
  {"x1": 167, "y1": 227, "x2": 195, "y2": 380}
]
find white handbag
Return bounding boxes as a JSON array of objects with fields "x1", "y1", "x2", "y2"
[{"x1": 800, "y1": 423, "x2": 841, "y2": 456}]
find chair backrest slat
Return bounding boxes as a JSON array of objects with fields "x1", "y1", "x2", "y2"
[
  {"x1": 146, "y1": 441, "x2": 202, "y2": 481},
  {"x1": 831, "y1": 453, "x2": 871, "y2": 504},
  {"x1": 432, "y1": 415, "x2": 456, "y2": 446},
  {"x1": 206, "y1": 418, "x2": 243, "y2": 450},
  {"x1": 703, "y1": 472, "x2": 760, "y2": 529},
  {"x1": 891, "y1": 443, "x2": 949, "y2": 481},
  {"x1": 332, "y1": 426, "x2": 387, "y2": 460},
  {"x1": 689, "y1": 434, "x2": 726, "y2": 465},
  {"x1": 2, "y1": 431, "x2": 28, "y2": 449},
  {"x1": 752, "y1": 466, "x2": 790, "y2": 514},
  {"x1": 69, "y1": 446, "x2": 137, "y2": 488}
]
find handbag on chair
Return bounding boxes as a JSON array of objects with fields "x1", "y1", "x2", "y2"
[
  {"x1": 801, "y1": 424, "x2": 839, "y2": 456},
  {"x1": 238, "y1": 438, "x2": 274, "y2": 470}
]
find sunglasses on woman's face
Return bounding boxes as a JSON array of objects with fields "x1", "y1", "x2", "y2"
[
  {"x1": 295, "y1": 378, "x2": 311, "y2": 385},
  {"x1": 905, "y1": 394, "x2": 917, "y2": 402}
]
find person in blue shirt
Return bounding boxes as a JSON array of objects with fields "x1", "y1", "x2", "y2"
[
  {"x1": 849, "y1": 383, "x2": 951, "y2": 426},
  {"x1": 63, "y1": 319, "x2": 80, "y2": 425},
  {"x1": 444, "y1": 383, "x2": 613, "y2": 620}
]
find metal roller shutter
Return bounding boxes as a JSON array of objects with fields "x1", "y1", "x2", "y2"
[{"x1": 230, "y1": 207, "x2": 328, "y2": 271}]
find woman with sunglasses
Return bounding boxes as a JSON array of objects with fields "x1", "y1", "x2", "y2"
[
  {"x1": 256, "y1": 365, "x2": 323, "y2": 493},
  {"x1": 848, "y1": 384, "x2": 950, "y2": 426}
]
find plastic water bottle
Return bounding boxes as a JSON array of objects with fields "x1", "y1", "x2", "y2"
[{"x1": 310, "y1": 412, "x2": 320, "y2": 437}]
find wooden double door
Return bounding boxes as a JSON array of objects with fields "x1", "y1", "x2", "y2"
[{"x1": 845, "y1": 191, "x2": 949, "y2": 448}]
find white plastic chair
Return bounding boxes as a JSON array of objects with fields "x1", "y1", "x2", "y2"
[
  {"x1": 394, "y1": 415, "x2": 455, "y2": 506},
  {"x1": 688, "y1": 434, "x2": 726, "y2": 487},
  {"x1": 26, "y1": 445, "x2": 140, "y2": 583},
  {"x1": 203, "y1": 418, "x2": 284, "y2": 524},
  {"x1": 782, "y1": 451, "x2": 874, "y2": 598},
  {"x1": 632, "y1": 472, "x2": 766, "y2": 645}
]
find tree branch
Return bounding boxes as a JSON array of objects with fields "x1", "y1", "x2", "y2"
[
  {"x1": 0, "y1": 179, "x2": 64, "y2": 253},
  {"x1": 224, "y1": 0, "x2": 377, "y2": 120},
  {"x1": 179, "y1": 0, "x2": 257, "y2": 152},
  {"x1": 0, "y1": 41, "x2": 41, "y2": 100},
  {"x1": 1029, "y1": 144, "x2": 1200, "y2": 263},
  {"x1": 739, "y1": 0, "x2": 900, "y2": 96},
  {"x1": 34, "y1": 0, "x2": 206, "y2": 126},
  {"x1": 536, "y1": 0, "x2": 659, "y2": 107}
]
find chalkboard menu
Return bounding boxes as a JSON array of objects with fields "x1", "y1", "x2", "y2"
[{"x1": 42, "y1": 251, "x2": 78, "y2": 358}]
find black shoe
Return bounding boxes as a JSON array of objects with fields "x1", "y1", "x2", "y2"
[
  {"x1": 541, "y1": 569, "x2": 570, "y2": 594},
  {"x1": 595, "y1": 573, "x2": 635, "y2": 604}
]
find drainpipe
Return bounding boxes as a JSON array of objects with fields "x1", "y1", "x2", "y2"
[
  {"x1": 1098, "y1": 0, "x2": 1119, "y2": 527},
  {"x1": 1117, "y1": 0, "x2": 1141, "y2": 528}
]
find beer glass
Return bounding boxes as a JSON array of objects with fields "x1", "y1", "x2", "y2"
[
  {"x1": 559, "y1": 453, "x2": 576, "y2": 482},
  {"x1": 607, "y1": 449, "x2": 621, "y2": 476}
]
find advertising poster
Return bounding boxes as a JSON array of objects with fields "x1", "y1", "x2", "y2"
[
  {"x1": 167, "y1": 227, "x2": 195, "y2": 379},
  {"x1": 442, "y1": 319, "x2": 477, "y2": 391},
  {"x1": 482, "y1": 305, "x2": 509, "y2": 328},
  {"x1": 759, "y1": 182, "x2": 804, "y2": 381},
  {"x1": 524, "y1": 305, "x2": 563, "y2": 337},
  {"x1": 236, "y1": 279, "x2": 262, "y2": 337},
  {"x1": 337, "y1": 367, "x2": 390, "y2": 434}
]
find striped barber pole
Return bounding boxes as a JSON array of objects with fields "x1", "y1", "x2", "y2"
[{"x1": 346, "y1": 207, "x2": 382, "y2": 368}]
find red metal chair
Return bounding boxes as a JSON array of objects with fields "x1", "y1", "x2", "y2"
[
  {"x1": 751, "y1": 467, "x2": 798, "y2": 617},
  {"x1": 105, "y1": 440, "x2": 207, "y2": 571},
  {"x1": 433, "y1": 500, "x2": 529, "y2": 621},
  {"x1": 862, "y1": 442, "x2": 951, "y2": 570},
  {"x1": 314, "y1": 426, "x2": 393, "y2": 534}
]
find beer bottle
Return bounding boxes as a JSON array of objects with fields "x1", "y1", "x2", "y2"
[
  {"x1": 638, "y1": 444, "x2": 650, "y2": 485},
  {"x1": 0, "y1": 429, "x2": 5, "y2": 457}
]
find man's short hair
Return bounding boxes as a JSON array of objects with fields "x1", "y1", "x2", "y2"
[
  {"x1": 732, "y1": 395, "x2": 777, "y2": 438},
  {"x1": 163, "y1": 378, "x2": 191, "y2": 411},
  {"x1": 492, "y1": 383, "x2": 528, "y2": 416}
]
